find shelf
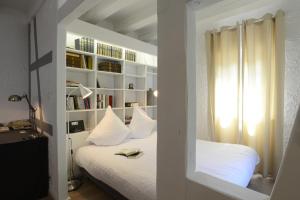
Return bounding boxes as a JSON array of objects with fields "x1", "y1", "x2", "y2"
[
  {"x1": 125, "y1": 89, "x2": 145, "y2": 92},
  {"x1": 97, "y1": 71, "x2": 123, "y2": 76},
  {"x1": 146, "y1": 105, "x2": 157, "y2": 108},
  {"x1": 147, "y1": 64, "x2": 157, "y2": 68},
  {"x1": 65, "y1": 48, "x2": 156, "y2": 67},
  {"x1": 96, "y1": 107, "x2": 123, "y2": 111},
  {"x1": 67, "y1": 109, "x2": 94, "y2": 113},
  {"x1": 65, "y1": 34, "x2": 157, "y2": 129},
  {"x1": 125, "y1": 106, "x2": 146, "y2": 110},
  {"x1": 66, "y1": 86, "x2": 95, "y2": 90},
  {"x1": 97, "y1": 88, "x2": 123, "y2": 91},
  {"x1": 66, "y1": 67, "x2": 94, "y2": 73},
  {"x1": 66, "y1": 48, "x2": 95, "y2": 56},
  {"x1": 125, "y1": 60, "x2": 145, "y2": 67},
  {"x1": 125, "y1": 74, "x2": 145, "y2": 78},
  {"x1": 147, "y1": 72, "x2": 157, "y2": 75},
  {"x1": 97, "y1": 54, "x2": 123, "y2": 62}
]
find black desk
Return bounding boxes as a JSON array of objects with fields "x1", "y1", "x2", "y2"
[{"x1": 0, "y1": 130, "x2": 49, "y2": 199}]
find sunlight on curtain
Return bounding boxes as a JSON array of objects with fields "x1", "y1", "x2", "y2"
[
  {"x1": 242, "y1": 12, "x2": 285, "y2": 176},
  {"x1": 206, "y1": 11, "x2": 285, "y2": 177},
  {"x1": 206, "y1": 27, "x2": 239, "y2": 143}
]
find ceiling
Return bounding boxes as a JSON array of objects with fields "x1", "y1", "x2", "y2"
[
  {"x1": 79, "y1": 0, "x2": 157, "y2": 45},
  {"x1": 0, "y1": 0, "x2": 44, "y2": 19}
]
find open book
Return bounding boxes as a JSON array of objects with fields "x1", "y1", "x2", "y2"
[{"x1": 115, "y1": 148, "x2": 143, "y2": 158}]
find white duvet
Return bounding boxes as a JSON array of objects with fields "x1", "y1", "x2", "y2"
[{"x1": 75, "y1": 132, "x2": 259, "y2": 200}]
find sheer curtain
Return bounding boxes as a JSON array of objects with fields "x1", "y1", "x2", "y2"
[{"x1": 206, "y1": 11, "x2": 285, "y2": 177}]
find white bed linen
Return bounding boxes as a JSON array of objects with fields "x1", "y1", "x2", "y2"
[{"x1": 75, "y1": 132, "x2": 259, "y2": 200}]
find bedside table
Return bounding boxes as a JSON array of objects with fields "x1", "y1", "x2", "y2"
[{"x1": 0, "y1": 130, "x2": 49, "y2": 199}]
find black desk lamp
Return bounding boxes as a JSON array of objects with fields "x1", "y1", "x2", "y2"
[{"x1": 8, "y1": 94, "x2": 37, "y2": 131}]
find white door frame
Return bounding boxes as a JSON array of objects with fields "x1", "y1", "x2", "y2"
[{"x1": 56, "y1": 1, "x2": 101, "y2": 199}]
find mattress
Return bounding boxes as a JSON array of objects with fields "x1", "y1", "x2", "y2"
[{"x1": 75, "y1": 132, "x2": 259, "y2": 200}]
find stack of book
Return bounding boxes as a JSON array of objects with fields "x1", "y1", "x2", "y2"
[
  {"x1": 66, "y1": 52, "x2": 93, "y2": 70},
  {"x1": 97, "y1": 94, "x2": 113, "y2": 109},
  {"x1": 97, "y1": 43, "x2": 122, "y2": 59},
  {"x1": 98, "y1": 60, "x2": 121, "y2": 73},
  {"x1": 125, "y1": 116, "x2": 132, "y2": 125},
  {"x1": 125, "y1": 102, "x2": 139, "y2": 107},
  {"x1": 67, "y1": 95, "x2": 91, "y2": 110},
  {"x1": 66, "y1": 80, "x2": 80, "y2": 87},
  {"x1": 75, "y1": 37, "x2": 94, "y2": 53},
  {"x1": 125, "y1": 50, "x2": 136, "y2": 62},
  {"x1": 66, "y1": 52, "x2": 81, "y2": 68}
]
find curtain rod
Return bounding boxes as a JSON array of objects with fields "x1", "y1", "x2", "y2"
[{"x1": 207, "y1": 13, "x2": 278, "y2": 33}]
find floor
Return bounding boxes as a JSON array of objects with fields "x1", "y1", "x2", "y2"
[
  {"x1": 247, "y1": 174, "x2": 275, "y2": 195},
  {"x1": 68, "y1": 178, "x2": 113, "y2": 200},
  {"x1": 43, "y1": 173, "x2": 274, "y2": 200}
]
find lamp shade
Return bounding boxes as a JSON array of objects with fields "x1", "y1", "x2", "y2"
[{"x1": 78, "y1": 84, "x2": 92, "y2": 99}]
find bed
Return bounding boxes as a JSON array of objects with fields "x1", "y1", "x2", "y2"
[{"x1": 75, "y1": 132, "x2": 259, "y2": 200}]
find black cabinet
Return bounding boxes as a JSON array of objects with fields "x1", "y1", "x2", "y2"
[{"x1": 0, "y1": 131, "x2": 49, "y2": 199}]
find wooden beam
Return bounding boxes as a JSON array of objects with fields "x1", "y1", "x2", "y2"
[{"x1": 30, "y1": 51, "x2": 53, "y2": 71}]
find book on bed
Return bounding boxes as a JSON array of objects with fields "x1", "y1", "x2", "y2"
[{"x1": 115, "y1": 148, "x2": 143, "y2": 158}]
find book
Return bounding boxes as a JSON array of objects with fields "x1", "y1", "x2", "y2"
[
  {"x1": 87, "y1": 97, "x2": 91, "y2": 109},
  {"x1": 77, "y1": 96, "x2": 85, "y2": 109},
  {"x1": 115, "y1": 148, "x2": 143, "y2": 158},
  {"x1": 66, "y1": 52, "x2": 81, "y2": 68},
  {"x1": 81, "y1": 55, "x2": 86, "y2": 69},
  {"x1": 75, "y1": 39, "x2": 80, "y2": 50},
  {"x1": 125, "y1": 102, "x2": 139, "y2": 107},
  {"x1": 73, "y1": 96, "x2": 79, "y2": 109},
  {"x1": 66, "y1": 96, "x2": 75, "y2": 110},
  {"x1": 96, "y1": 94, "x2": 100, "y2": 109},
  {"x1": 66, "y1": 80, "x2": 80, "y2": 87},
  {"x1": 105, "y1": 95, "x2": 109, "y2": 108},
  {"x1": 86, "y1": 56, "x2": 93, "y2": 69},
  {"x1": 109, "y1": 95, "x2": 113, "y2": 107},
  {"x1": 96, "y1": 79, "x2": 100, "y2": 88},
  {"x1": 80, "y1": 38, "x2": 83, "y2": 51},
  {"x1": 83, "y1": 98, "x2": 88, "y2": 109},
  {"x1": 101, "y1": 94, "x2": 105, "y2": 109},
  {"x1": 125, "y1": 115, "x2": 132, "y2": 125}
]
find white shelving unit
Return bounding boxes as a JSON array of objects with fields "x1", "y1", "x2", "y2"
[{"x1": 65, "y1": 33, "x2": 157, "y2": 131}]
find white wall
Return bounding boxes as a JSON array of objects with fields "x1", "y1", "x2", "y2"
[
  {"x1": 157, "y1": 0, "x2": 187, "y2": 199},
  {"x1": 157, "y1": 0, "x2": 238, "y2": 199},
  {"x1": 0, "y1": 7, "x2": 28, "y2": 123},
  {"x1": 29, "y1": 0, "x2": 63, "y2": 199},
  {"x1": 196, "y1": 0, "x2": 300, "y2": 153}
]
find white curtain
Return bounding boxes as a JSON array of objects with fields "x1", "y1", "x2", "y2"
[{"x1": 206, "y1": 11, "x2": 285, "y2": 177}]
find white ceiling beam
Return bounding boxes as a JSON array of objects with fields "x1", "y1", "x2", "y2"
[
  {"x1": 81, "y1": 0, "x2": 140, "y2": 24},
  {"x1": 138, "y1": 24, "x2": 157, "y2": 42},
  {"x1": 139, "y1": 30, "x2": 157, "y2": 42},
  {"x1": 59, "y1": 0, "x2": 102, "y2": 24},
  {"x1": 115, "y1": 4, "x2": 157, "y2": 33}
]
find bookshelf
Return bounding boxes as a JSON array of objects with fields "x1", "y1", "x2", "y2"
[{"x1": 65, "y1": 32, "x2": 157, "y2": 131}]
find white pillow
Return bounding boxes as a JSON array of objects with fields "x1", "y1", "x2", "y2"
[
  {"x1": 129, "y1": 105, "x2": 156, "y2": 139},
  {"x1": 87, "y1": 106, "x2": 130, "y2": 145}
]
